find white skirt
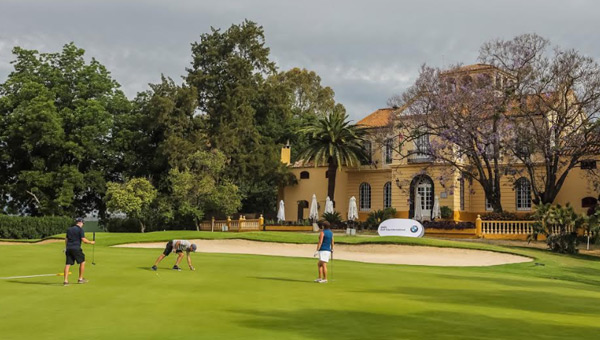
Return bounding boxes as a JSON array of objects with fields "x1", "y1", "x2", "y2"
[{"x1": 318, "y1": 250, "x2": 331, "y2": 262}]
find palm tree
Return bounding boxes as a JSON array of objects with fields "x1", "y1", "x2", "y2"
[{"x1": 298, "y1": 111, "x2": 368, "y2": 204}]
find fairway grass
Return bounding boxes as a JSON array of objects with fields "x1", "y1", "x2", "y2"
[{"x1": 1, "y1": 232, "x2": 600, "y2": 339}]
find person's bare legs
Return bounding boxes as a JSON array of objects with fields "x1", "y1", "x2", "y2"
[
  {"x1": 153, "y1": 254, "x2": 166, "y2": 266},
  {"x1": 322, "y1": 262, "x2": 328, "y2": 281},
  {"x1": 174, "y1": 252, "x2": 185, "y2": 266},
  {"x1": 317, "y1": 262, "x2": 323, "y2": 280},
  {"x1": 64, "y1": 264, "x2": 71, "y2": 283},
  {"x1": 79, "y1": 262, "x2": 85, "y2": 280}
]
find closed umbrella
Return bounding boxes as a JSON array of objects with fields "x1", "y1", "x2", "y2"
[
  {"x1": 347, "y1": 196, "x2": 358, "y2": 221},
  {"x1": 432, "y1": 196, "x2": 441, "y2": 220},
  {"x1": 324, "y1": 196, "x2": 334, "y2": 214},
  {"x1": 277, "y1": 200, "x2": 285, "y2": 222},
  {"x1": 414, "y1": 193, "x2": 424, "y2": 221},
  {"x1": 309, "y1": 194, "x2": 319, "y2": 222},
  {"x1": 347, "y1": 196, "x2": 359, "y2": 235}
]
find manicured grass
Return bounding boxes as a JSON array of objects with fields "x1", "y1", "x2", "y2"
[{"x1": 1, "y1": 231, "x2": 599, "y2": 339}]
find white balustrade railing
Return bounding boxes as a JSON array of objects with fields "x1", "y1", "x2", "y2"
[
  {"x1": 199, "y1": 217, "x2": 262, "y2": 232},
  {"x1": 481, "y1": 220, "x2": 576, "y2": 235}
]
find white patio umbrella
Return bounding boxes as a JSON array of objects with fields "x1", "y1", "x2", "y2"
[
  {"x1": 324, "y1": 196, "x2": 334, "y2": 214},
  {"x1": 347, "y1": 196, "x2": 358, "y2": 221},
  {"x1": 432, "y1": 196, "x2": 441, "y2": 220},
  {"x1": 414, "y1": 193, "x2": 424, "y2": 221},
  {"x1": 277, "y1": 200, "x2": 285, "y2": 222},
  {"x1": 309, "y1": 194, "x2": 319, "y2": 221}
]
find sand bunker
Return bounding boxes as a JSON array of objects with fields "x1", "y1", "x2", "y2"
[{"x1": 114, "y1": 239, "x2": 531, "y2": 267}]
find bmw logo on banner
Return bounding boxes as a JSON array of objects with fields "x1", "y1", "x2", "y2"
[{"x1": 377, "y1": 219, "x2": 425, "y2": 237}]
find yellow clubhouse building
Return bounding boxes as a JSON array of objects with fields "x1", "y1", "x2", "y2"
[{"x1": 279, "y1": 65, "x2": 599, "y2": 223}]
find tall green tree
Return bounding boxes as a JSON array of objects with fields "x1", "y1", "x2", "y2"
[
  {"x1": 268, "y1": 68, "x2": 346, "y2": 161},
  {"x1": 186, "y1": 20, "x2": 291, "y2": 214},
  {"x1": 105, "y1": 178, "x2": 157, "y2": 233},
  {"x1": 298, "y1": 111, "x2": 368, "y2": 204},
  {"x1": 0, "y1": 43, "x2": 130, "y2": 216},
  {"x1": 117, "y1": 77, "x2": 241, "y2": 228},
  {"x1": 167, "y1": 150, "x2": 242, "y2": 228}
]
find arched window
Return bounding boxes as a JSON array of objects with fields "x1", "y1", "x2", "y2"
[
  {"x1": 359, "y1": 183, "x2": 371, "y2": 211},
  {"x1": 582, "y1": 197, "x2": 598, "y2": 208},
  {"x1": 299, "y1": 171, "x2": 310, "y2": 179},
  {"x1": 383, "y1": 182, "x2": 392, "y2": 208},
  {"x1": 515, "y1": 177, "x2": 532, "y2": 211}
]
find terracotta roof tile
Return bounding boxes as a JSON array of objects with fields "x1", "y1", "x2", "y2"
[{"x1": 356, "y1": 108, "x2": 394, "y2": 127}]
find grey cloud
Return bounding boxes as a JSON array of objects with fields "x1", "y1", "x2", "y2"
[{"x1": 1, "y1": 0, "x2": 599, "y2": 121}]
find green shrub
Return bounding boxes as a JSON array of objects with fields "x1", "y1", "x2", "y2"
[
  {"x1": 482, "y1": 211, "x2": 534, "y2": 221},
  {"x1": 322, "y1": 211, "x2": 343, "y2": 228},
  {"x1": 422, "y1": 221, "x2": 475, "y2": 229},
  {"x1": 440, "y1": 206, "x2": 453, "y2": 219},
  {"x1": 364, "y1": 208, "x2": 397, "y2": 229},
  {"x1": 546, "y1": 233, "x2": 579, "y2": 254},
  {"x1": 528, "y1": 203, "x2": 584, "y2": 254},
  {"x1": 0, "y1": 215, "x2": 72, "y2": 239}
]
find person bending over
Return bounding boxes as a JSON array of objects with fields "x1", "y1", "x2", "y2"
[
  {"x1": 63, "y1": 217, "x2": 95, "y2": 285},
  {"x1": 315, "y1": 221, "x2": 334, "y2": 283},
  {"x1": 152, "y1": 240, "x2": 197, "y2": 271}
]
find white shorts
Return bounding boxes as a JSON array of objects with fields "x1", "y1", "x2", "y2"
[{"x1": 318, "y1": 251, "x2": 332, "y2": 263}]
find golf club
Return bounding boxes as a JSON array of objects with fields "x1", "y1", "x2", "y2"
[
  {"x1": 92, "y1": 232, "x2": 96, "y2": 265},
  {"x1": 0, "y1": 272, "x2": 71, "y2": 280}
]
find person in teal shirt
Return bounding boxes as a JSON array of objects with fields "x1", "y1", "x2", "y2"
[{"x1": 315, "y1": 221, "x2": 334, "y2": 283}]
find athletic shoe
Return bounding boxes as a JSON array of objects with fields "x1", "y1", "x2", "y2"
[
  {"x1": 63, "y1": 282, "x2": 69, "y2": 286},
  {"x1": 319, "y1": 280, "x2": 328, "y2": 283},
  {"x1": 314, "y1": 278, "x2": 322, "y2": 283},
  {"x1": 172, "y1": 265, "x2": 181, "y2": 271},
  {"x1": 151, "y1": 265, "x2": 157, "y2": 271},
  {"x1": 77, "y1": 279, "x2": 88, "y2": 284}
]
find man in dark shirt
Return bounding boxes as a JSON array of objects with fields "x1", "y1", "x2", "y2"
[{"x1": 63, "y1": 217, "x2": 95, "y2": 285}]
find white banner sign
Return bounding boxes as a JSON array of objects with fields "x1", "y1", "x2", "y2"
[{"x1": 377, "y1": 219, "x2": 424, "y2": 237}]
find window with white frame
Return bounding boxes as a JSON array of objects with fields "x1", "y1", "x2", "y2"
[
  {"x1": 415, "y1": 134, "x2": 430, "y2": 156},
  {"x1": 515, "y1": 177, "x2": 532, "y2": 211},
  {"x1": 359, "y1": 182, "x2": 371, "y2": 211},
  {"x1": 384, "y1": 138, "x2": 393, "y2": 164},
  {"x1": 383, "y1": 182, "x2": 392, "y2": 208}
]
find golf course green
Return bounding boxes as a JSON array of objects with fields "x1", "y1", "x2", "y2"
[{"x1": 1, "y1": 231, "x2": 599, "y2": 339}]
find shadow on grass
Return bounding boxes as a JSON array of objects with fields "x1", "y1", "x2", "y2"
[
  {"x1": 357, "y1": 286, "x2": 600, "y2": 316},
  {"x1": 250, "y1": 276, "x2": 313, "y2": 284},
  {"x1": 6, "y1": 280, "x2": 63, "y2": 286},
  {"x1": 231, "y1": 308, "x2": 600, "y2": 339},
  {"x1": 435, "y1": 272, "x2": 600, "y2": 289}
]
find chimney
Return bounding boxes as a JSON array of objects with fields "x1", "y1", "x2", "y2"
[{"x1": 281, "y1": 140, "x2": 291, "y2": 165}]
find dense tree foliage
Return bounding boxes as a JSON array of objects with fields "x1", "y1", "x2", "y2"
[
  {"x1": 0, "y1": 43, "x2": 130, "y2": 216},
  {"x1": 186, "y1": 21, "x2": 299, "y2": 214},
  {"x1": 0, "y1": 22, "x2": 347, "y2": 224},
  {"x1": 268, "y1": 68, "x2": 346, "y2": 161}
]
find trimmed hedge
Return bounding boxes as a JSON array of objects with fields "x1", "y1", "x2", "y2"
[
  {"x1": 423, "y1": 220, "x2": 475, "y2": 230},
  {"x1": 0, "y1": 215, "x2": 72, "y2": 239}
]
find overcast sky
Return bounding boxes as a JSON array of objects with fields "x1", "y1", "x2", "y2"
[{"x1": 1, "y1": 0, "x2": 599, "y2": 121}]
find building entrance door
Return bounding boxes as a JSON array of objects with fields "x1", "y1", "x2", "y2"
[{"x1": 416, "y1": 182, "x2": 433, "y2": 220}]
